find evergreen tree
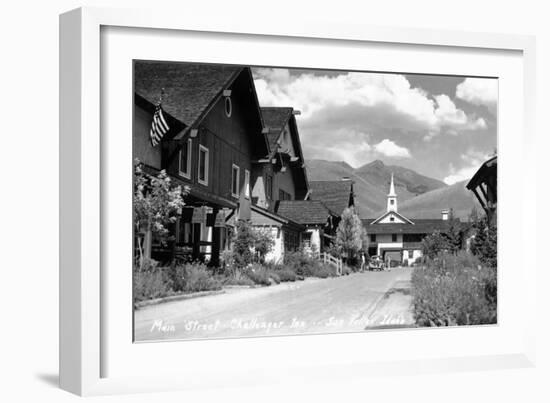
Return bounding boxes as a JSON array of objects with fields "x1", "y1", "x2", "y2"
[{"x1": 470, "y1": 215, "x2": 497, "y2": 268}]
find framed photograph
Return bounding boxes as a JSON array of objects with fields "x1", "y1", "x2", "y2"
[{"x1": 60, "y1": 7, "x2": 537, "y2": 396}]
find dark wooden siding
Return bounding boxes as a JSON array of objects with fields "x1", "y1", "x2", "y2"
[
  {"x1": 133, "y1": 105, "x2": 162, "y2": 169},
  {"x1": 161, "y1": 73, "x2": 261, "y2": 207}
]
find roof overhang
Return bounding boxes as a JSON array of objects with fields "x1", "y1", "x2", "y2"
[{"x1": 370, "y1": 210, "x2": 415, "y2": 225}]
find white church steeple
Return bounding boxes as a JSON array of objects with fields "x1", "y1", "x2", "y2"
[{"x1": 387, "y1": 173, "x2": 397, "y2": 212}]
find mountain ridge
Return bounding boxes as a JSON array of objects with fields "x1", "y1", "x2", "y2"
[{"x1": 305, "y1": 159, "x2": 478, "y2": 220}]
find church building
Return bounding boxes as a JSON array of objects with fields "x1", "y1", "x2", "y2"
[{"x1": 362, "y1": 174, "x2": 458, "y2": 266}]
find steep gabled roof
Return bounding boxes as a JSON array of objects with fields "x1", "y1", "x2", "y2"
[
  {"x1": 308, "y1": 180, "x2": 354, "y2": 216},
  {"x1": 260, "y1": 106, "x2": 309, "y2": 197},
  {"x1": 135, "y1": 61, "x2": 241, "y2": 128},
  {"x1": 362, "y1": 218, "x2": 462, "y2": 234},
  {"x1": 466, "y1": 156, "x2": 497, "y2": 191},
  {"x1": 260, "y1": 107, "x2": 294, "y2": 152},
  {"x1": 370, "y1": 210, "x2": 414, "y2": 225},
  {"x1": 276, "y1": 200, "x2": 332, "y2": 225}
]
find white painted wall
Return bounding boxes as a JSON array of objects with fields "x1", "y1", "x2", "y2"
[
  {"x1": 377, "y1": 212, "x2": 407, "y2": 224},
  {"x1": 264, "y1": 227, "x2": 283, "y2": 263},
  {"x1": 302, "y1": 228, "x2": 321, "y2": 255},
  {"x1": 402, "y1": 249, "x2": 423, "y2": 265}
]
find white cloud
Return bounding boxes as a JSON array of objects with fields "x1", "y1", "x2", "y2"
[
  {"x1": 254, "y1": 69, "x2": 487, "y2": 138},
  {"x1": 456, "y1": 78, "x2": 498, "y2": 113},
  {"x1": 443, "y1": 150, "x2": 492, "y2": 185},
  {"x1": 374, "y1": 139, "x2": 411, "y2": 158},
  {"x1": 306, "y1": 128, "x2": 373, "y2": 168}
]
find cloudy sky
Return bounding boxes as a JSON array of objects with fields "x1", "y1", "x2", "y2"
[{"x1": 252, "y1": 68, "x2": 497, "y2": 185}]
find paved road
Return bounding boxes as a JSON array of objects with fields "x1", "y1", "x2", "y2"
[{"x1": 134, "y1": 268, "x2": 413, "y2": 341}]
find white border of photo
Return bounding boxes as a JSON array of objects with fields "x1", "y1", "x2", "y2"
[{"x1": 60, "y1": 7, "x2": 537, "y2": 396}]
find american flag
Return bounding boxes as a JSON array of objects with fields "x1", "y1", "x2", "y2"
[{"x1": 150, "y1": 104, "x2": 170, "y2": 146}]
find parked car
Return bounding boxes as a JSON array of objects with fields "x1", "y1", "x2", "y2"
[{"x1": 368, "y1": 255, "x2": 384, "y2": 271}]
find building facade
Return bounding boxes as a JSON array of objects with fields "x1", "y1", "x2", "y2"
[
  {"x1": 134, "y1": 62, "x2": 272, "y2": 266},
  {"x1": 134, "y1": 62, "x2": 341, "y2": 267},
  {"x1": 363, "y1": 174, "x2": 458, "y2": 266}
]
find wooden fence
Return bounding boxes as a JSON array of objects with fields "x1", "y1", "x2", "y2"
[{"x1": 319, "y1": 252, "x2": 343, "y2": 276}]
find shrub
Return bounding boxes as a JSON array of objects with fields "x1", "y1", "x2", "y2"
[
  {"x1": 411, "y1": 251, "x2": 497, "y2": 327},
  {"x1": 133, "y1": 267, "x2": 173, "y2": 302},
  {"x1": 421, "y1": 231, "x2": 451, "y2": 259},
  {"x1": 245, "y1": 264, "x2": 280, "y2": 285},
  {"x1": 231, "y1": 220, "x2": 276, "y2": 268},
  {"x1": 284, "y1": 249, "x2": 319, "y2": 276},
  {"x1": 312, "y1": 264, "x2": 337, "y2": 278},
  {"x1": 275, "y1": 268, "x2": 298, "y2": 282},
  {"x1": 262, "y1": 261, "x2": 299, "y2": 282},
  {"x1": 169, "y1": 263, "x2": 222, "y2": 293}
]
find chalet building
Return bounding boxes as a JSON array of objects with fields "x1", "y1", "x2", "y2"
[
  {"x1": 466, "y1": 155, "x2": 497, "y2": 224},
  {"x1": 134, "y1": 61, "x2": 271, "y2": 266},
  {"x1": 251, "y1": 107, "x2": 333, "y2": 261},
  {"x1": 275, "y1": 200, "x2": 339, "y2": 255},
  {"x1": 251, "y1": 107, "x2": 309, "y2": 210},
  {"x1": 134, "y1": 62, "x2": 360, "y2": 266},
  {"x1": 363, "y1": 174, "x2": 458, "y2": 266},
  {"x1": 273, "y1": 179, "x2": 355, "y2": 255}
]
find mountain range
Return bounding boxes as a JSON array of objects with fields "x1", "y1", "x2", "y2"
[{"x1": 305, "y1": 159, "x2": 479, "y2": 220}]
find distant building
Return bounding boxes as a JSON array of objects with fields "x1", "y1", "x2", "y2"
[
  {"x1": 466, "y1": 156, "x2": 497, "y2": 224},
  {"x1": 273, "y1": 179, "x2": 355, "y2": 256},
  {"x1": 362, "y1": 174, "x2": 458, "y2": 266}
]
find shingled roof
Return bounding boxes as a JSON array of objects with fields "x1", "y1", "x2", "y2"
[
  {"x1": 260, "y1": 107, "x2": 294, "y2": 151},
  {"x1": 134, "y1": 61, "x2": 241, "y2": 128},
  {"x1": 309, "y1": 180, "x2": 354, "y2": 216},
  {"x1": 276, "y1": 200, "x2": 332, "y2": 225},
  {"x1": 362, "y1": 218, "x2": 461, "y2": 234}
]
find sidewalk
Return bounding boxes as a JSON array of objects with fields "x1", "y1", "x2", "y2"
[{"x1": 364, "y1": 277, "x2": 415, "y2": 329}]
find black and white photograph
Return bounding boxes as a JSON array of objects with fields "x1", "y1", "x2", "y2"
[{"x1": 132, "y1": 61, "x2": 498, "y2": 342}]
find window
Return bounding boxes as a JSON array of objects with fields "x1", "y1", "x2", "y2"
[
  {"x1": 408, "y1": 250, "x2": 413, "y2": 259},
  {"x1": 231, "y1": 164, "x2": 240, "y2": 198},
  {"x1": 303, "y1": 232, "x2": 312, "y2": 248},
  {"x1": 389, "y1": 216, "x2": 395, "y2": 222},
  {"x1": 224, "y1": 97, "x2": 232, "y2": 117},
  {"x1": 198, "y1": 145, "x2": 209, "y2": 186},
  {"x1": 244, "y1": 169, "x2": 250, "y2": 199},
  {"x1": 178, "y1": 138, "x2": 192, "y2": 179},
  {"x1": 279, "y1": 189, "x2": 291, "y2": 201},
  {"x1": 370, "y1": 234, "x2": 376, "y2": 242},
  {"x1": 265, "y1": 175, "x2": 273, "y2": 199},
  {"x1": 390, "y1": 199, "x2": 395, "y2": 205},
  {"x1": 392, "y1": 234, "x2": 397, "y2": 242}
]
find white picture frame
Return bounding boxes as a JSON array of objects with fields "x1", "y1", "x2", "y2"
[{"x1": 59, "y1": 7, "x2": 537, "y2": 396}]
